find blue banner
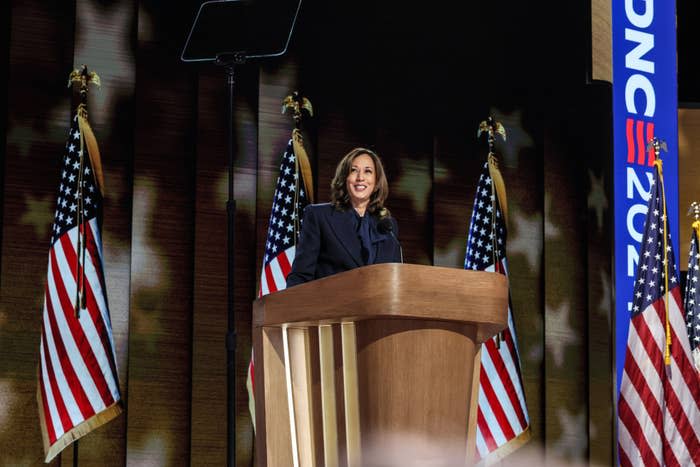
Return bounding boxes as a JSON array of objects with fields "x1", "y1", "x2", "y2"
[{"x1": 613, "y1": 0, "x2": 678, "y2": 401}]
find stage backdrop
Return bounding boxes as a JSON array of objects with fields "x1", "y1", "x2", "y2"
[{"x1": 1, "y1": 1, "x2": 698, "y2": 466}]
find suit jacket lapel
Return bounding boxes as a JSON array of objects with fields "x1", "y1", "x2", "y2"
[{"x1": 328, "y1": 208, "x2": 363, "y2": 267}]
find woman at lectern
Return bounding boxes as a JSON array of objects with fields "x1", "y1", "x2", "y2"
[{"x1": 286, "y1": 147, "x2": 402, "y2": 287}]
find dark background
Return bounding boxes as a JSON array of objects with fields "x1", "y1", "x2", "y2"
[{"x1": 1, "y1": 0, "x2": 698, "y2": 465}]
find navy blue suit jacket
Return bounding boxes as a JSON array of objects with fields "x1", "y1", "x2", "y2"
[{"x1": 286, "y1": 203, "x2": 401, "y2": 287}]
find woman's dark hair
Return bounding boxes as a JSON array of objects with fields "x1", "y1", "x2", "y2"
[{"x1": 330, "y1": 147, "x2": 390, "y2": 218}]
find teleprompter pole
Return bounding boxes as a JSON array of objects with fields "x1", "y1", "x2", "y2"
[
  {"x1": 180, "y1": 2, "x2": 302, "y2": 462},
  {"x1": 216, "y1": 51, "x2": 246, "y2": 467}
]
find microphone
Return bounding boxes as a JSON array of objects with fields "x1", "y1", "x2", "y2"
[{"x1": 378, "y1": 217, "x2": 404, "y2": 263}]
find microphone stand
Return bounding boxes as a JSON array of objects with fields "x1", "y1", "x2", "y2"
[
  {"x1": 379, "y1": 219, "x2": 403, "y2": 263},
  {"x1": 391, "y1": 230, "x2": 404, "y2": 263}
]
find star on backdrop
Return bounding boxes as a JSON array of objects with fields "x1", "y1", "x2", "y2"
[
  {"x1": 19, "y1": 194, "x2": 53, "y2": 240},
  {"x1": 545, "y1": 301, "x2": 579, "y2": 368},
  {"x1": 0, "y1": 380, "x2": 16, "y2": 428},
  {"x1": 597, "y1": 269, "x2": 612, "y2": 326},
  {"x1": 526, "y1": 318, "x2": 545, "y2": 364},
  {"x1": 5, "y1": 120, "x2": 43, "y2": 158},
  {"x1": 130, "y1": 183, "x2": 165, "y2": 352},
  {"x1": 433, "y1": 237, "x2": 466, "y2": 269},
  {"x1": 544, "y1": 193, "x2": 560, "y2": 240},
  {"x1": 587, "y1": 169, "x2": 608, "y2": 234},
  {"x1": 433, "y1": 159, "x2": 450, "y2": 183},
  {"x1": 507, "y1": 208, "x2": 543, "y2": 272},
  {"x1": 393, "y1": 158, "x2": 432, "y2": 214},
  {"x1": 551, "y1": 407, "x2": 588, "y2": 461},
  {"x1": 216, "y1": 166, "x2": 257, "y2": 217}
]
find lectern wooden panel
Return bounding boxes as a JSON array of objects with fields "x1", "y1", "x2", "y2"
[{"x1": 252, "y1": 263, "x2": 508, "y2": 466}]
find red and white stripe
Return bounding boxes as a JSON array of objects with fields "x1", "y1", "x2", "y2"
[
  {"x1": 258, "y1": 246, "x2": 295, "y2": 297},
  {"x1": 38, "y1": 219, "x2": 120, "y2": 450},
  {"x1": 475, "y1": 260, "x2": 530, "y2": 461},
  {"x1": 618, "y1": 287, "x2": 700, "y2": 466}
]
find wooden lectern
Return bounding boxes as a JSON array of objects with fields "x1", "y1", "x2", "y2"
[{"x1": 252, "y1": 263, "x2": 508, "y2": 466}]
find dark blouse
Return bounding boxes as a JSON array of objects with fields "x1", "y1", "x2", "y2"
[{"x1": 351, "y1": 210, "x2": 376, "y2": 265}]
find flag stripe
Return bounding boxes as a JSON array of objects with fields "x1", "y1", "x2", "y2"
[
  {"x1": 621, "y1": 349, "x2": 663, "y2": 437},
  {"x1": 618, "y1": 395, "x2": 662, "y2": 467},
  {"x1": 482, "y1": 339, "x2": 525, "y2": 432},
  {"x1": 474, "y1": 423, "x2": 489, "y2": 458},
  {"x1": 52, "y1": 240, "x2": 112, "y2": 410},
  {"x1": 81, "y1": 270, "x2": 120, "y2": 401},
  {"x1": 84, "y1": 221, "x2": 114, "y2": 330},
  {"x1": 79, "y1": 275, "x2": 118, "y2": 404},
  {"x1": 74, "y1": 222, "x2": 120, "y2": 397},
  {"x1": 476, "y1": 400, "x2": 499, "y2": 453},
  {"x1": 661, "y1": 435, "x2": 681, "y2": 467},
  {"x1": 38, "y1": 339, "x2": 58, "y2": 443},
  {"x1": 487, "y1": 327, "x2": 528, "y2": 429},
  {"x1": 47, "y1": 249, "x2": 99, "y2": 418},
  {"x1": 478, "y1": 369, "x2": 514, "y2": 440},
  {"x1": 663, "y1": 381, "x2": 696, "y2": 463},
  {"x1": 40, "y1": 329, "x2": 69, "y2": 440},
  {"x1": 618, "y1": 435, "x2": 633, "y2": 467},
  {"x1": 259, "y1": 270, "x2": 269, "y2": 297},
  {"x1": 268, "y1": 255, "x2": 288, "y2": 291},
  {"x1": 621, "y1": 369, "x2": 663, "y2": 463},
  {"x1": 666, "y1": 291, "x2": 700, "y2": 408},
  {"x1": 58, "y1": 230, "x2": 118, "y2": 405},
  {"x1": 684, "y1": 229, "x2": 700, "y2": 369},
  {"x1": 501, "y1": 321, "x2": 529, "y2": 425},
  {"x1": 651, "y1": 296, "x2": 700, "y2": 425},
  {"x1": 41, "y1": 295, "x2": 82, "y2": 428},
  {"x1": 278, "y1": 246, "x2": 293, "y2": 275},
  {"x1": 264, "y1": 264, "x2": 278, "y2": 294},
  {"x1": 630, "y1": 310, "x2": 665, "y2": 389}
]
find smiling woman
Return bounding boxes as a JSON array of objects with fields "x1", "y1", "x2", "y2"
[
  {"x1": 286, "y1": 147, "x2": 402, "y2": 287},
  {"x1": 344, "y1": 152, "x2": 378, "y2": 215}
]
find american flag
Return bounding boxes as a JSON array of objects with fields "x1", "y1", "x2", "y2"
[
  {"x1": 247, "y1": 132, "x2": 312, "y2": 430},
  {"x1": 257, "y1": 137, "x2": 310, "y2": 296},
  {"x1": 37, "y1": 104, "x2": 122, "y2": 462},
  {"x1": 465, "y1": 160, "x2": 530, "y2": 462},
  {"x1": 617, "y1": 162, "x2": 700, "y2": 466},
  {"x1": 684, "y1": 223, "x2": 700, "y2": 372}
]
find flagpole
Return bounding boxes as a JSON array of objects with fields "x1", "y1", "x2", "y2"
[
  {"x1": 646, "y1": 137, "x2": 672, "y2": 365},
  {"x1": 67, "y1": 64, "x2": 100, "y2": 467},
  {"x1": 478, "y1": 117, "x2": 508, "y2": 346},
  {"x1": 216, "y1": 52, "x2": 246, "y2": 467}
]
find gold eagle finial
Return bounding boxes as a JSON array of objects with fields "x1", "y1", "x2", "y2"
[
  {"x1": 282, "y1": 91, "x2": 313, "y2": 128},
  {"x1": 478, "y1": 116, "x2": 506, "y2": 156},
  {"x1": 688, "y1": 201, "x2": 700, "y2": 220},
  {"x1": 646, "y1": 137, "x2": 668, "y2": 156},
  {"x1": 67, "y1": 65, "x2": 101, "y2": 89},
  {"x1": 477, "y1": 117, "x2": 506, "y2": 142}
]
